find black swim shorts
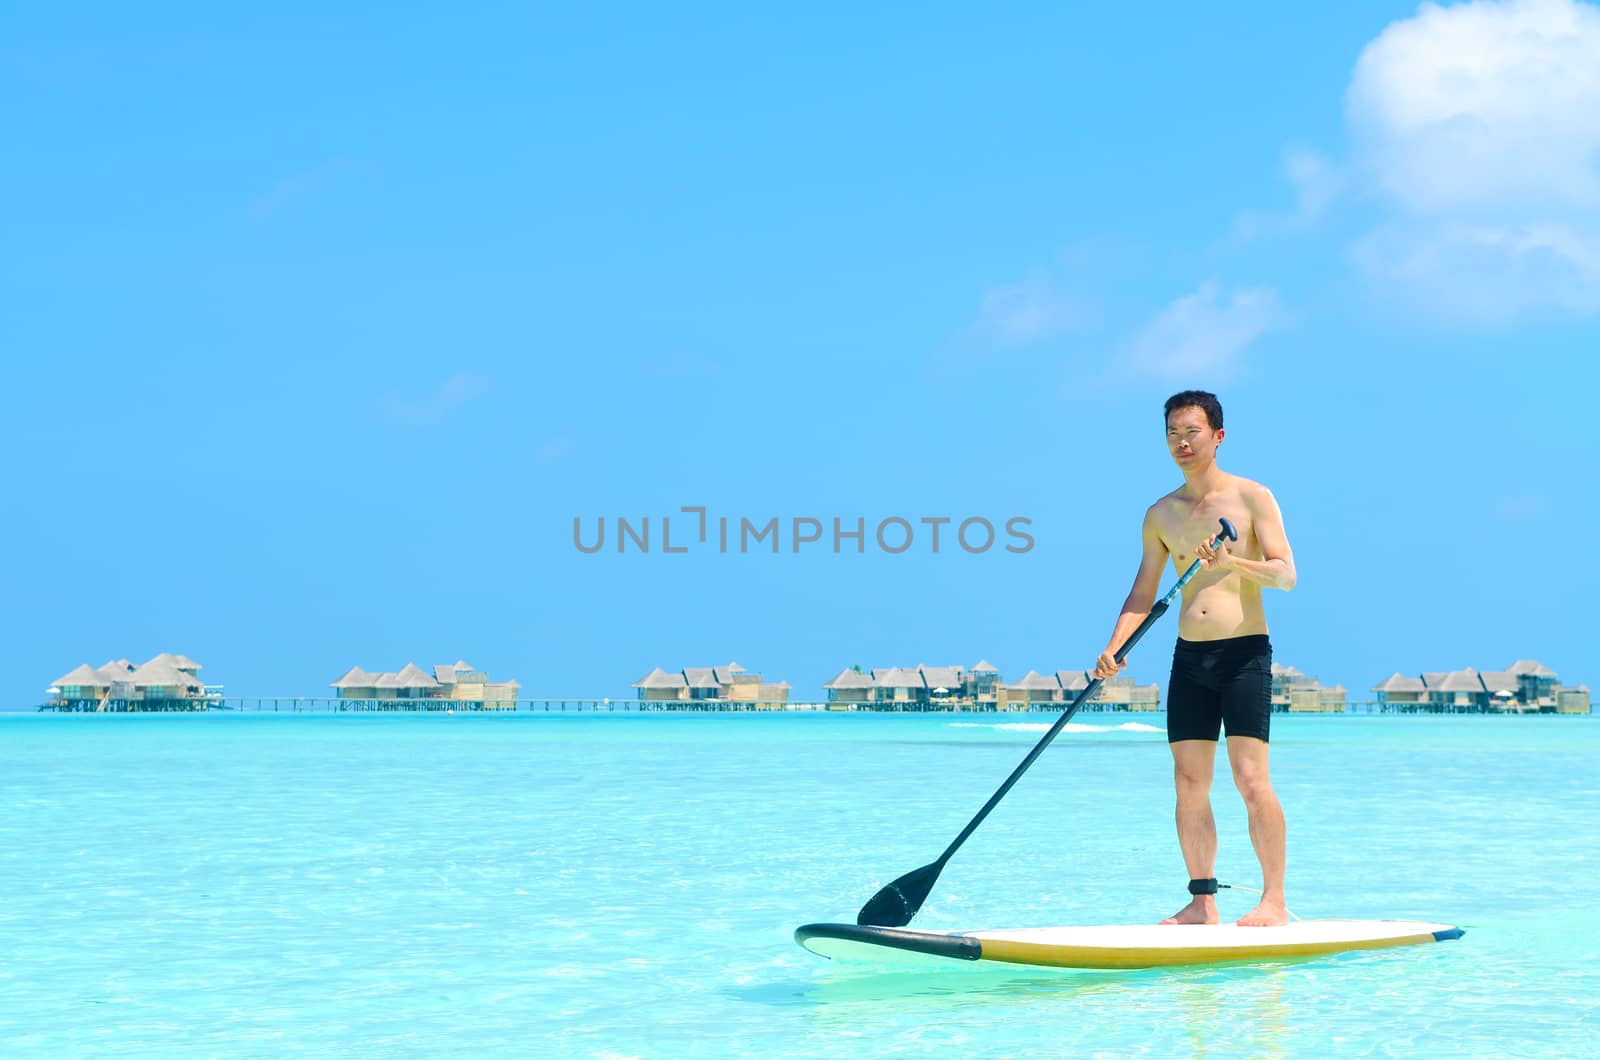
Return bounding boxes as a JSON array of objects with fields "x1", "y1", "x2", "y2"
[{"x1": 1166, "y1": 634, "x2": 1273, "y2": 743}]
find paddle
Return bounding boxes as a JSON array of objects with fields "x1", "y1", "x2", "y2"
[{"x1": 856, "y1": 517, "x2": 1239, "y2": 927}]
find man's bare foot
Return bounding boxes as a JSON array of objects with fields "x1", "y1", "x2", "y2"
[
  {"x1": 1236, "y1": 899, "x2": 1289, "y2": 926},
  {"x1": 1159, "y1": 896, "x2": 1219, "y2": 925}
]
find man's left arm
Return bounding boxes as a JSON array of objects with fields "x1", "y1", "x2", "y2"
[{"x1": 1219, "y1": 486, "x2": 1297, "y2": 591}]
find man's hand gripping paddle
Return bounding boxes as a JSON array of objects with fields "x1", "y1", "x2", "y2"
[{"x1": 855, "y1": 517, "x2": 1239, "y2": 927}]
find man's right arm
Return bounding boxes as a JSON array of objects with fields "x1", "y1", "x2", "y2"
[{"x1": 1093, "y1": 506, "x2": 1169, "y2": 679}]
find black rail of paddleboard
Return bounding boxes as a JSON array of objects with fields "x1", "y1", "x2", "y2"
[{"x1": 795, "y1": 923, "x2": 982, "y2": 960}]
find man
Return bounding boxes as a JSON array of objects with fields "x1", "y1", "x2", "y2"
[{"x1": 1093, "y1": 390, "x2": 1297, "y2": 927}]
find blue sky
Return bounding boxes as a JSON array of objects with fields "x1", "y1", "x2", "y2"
[{"x1": 4, "y1": 1, "x2": 1598, "y2": 708}]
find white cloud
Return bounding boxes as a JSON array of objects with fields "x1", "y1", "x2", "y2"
[
  {"x1": 1349, "y1": 0, "x2": 1600, "y2": 213},
  {"x1": 1344, "y1": 0, "x2": 1600, "y2": 318},
  {"x1": 1123, "y1": 284, "x2": 1285, "y2": 381},
  {"x1": 1351, "y1": 221, "x2": 1600, "y2": 320},
  {"x1": 959, "y1": 267, "x2": 1085, "y2": 351},
  {"x1": 372, "y1": 374, "x2": 490, "y2": 426},
  {"x1": 1230, "y1": 147, "x2": 1343, "y2": 242},
  {"x1": 1285, "y1": 148, "x2": 1342, "y2": 222}
]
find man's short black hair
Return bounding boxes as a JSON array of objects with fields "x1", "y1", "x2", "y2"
[{"x1": 1164, "y1": 390, "x2": 1223, "y2": 431}]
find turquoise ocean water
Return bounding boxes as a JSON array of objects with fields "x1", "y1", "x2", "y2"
[{"x1": 2, "y1": 712, "x2": 1596, "y2": 1058}]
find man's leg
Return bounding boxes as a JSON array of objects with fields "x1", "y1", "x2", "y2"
[
  {"x1": 1161, "y1": 739, "x2": 1220, "y2": 925},
  {"x1": 1226, "y1": 735, "x2": 1288, "y2": 926}
]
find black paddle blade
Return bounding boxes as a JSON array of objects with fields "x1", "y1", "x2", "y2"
[{"x1": 857, "y1": 861, "x2": 943, "y2": 926}]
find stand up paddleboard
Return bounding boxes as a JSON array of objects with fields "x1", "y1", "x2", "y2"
[{"x1": 796, "y1": 920, "x2": 1464, "y2": 970}]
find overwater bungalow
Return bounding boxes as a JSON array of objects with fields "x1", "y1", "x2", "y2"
[
  {"x1": 331, "y1": 660, "x2": 520, "y2": 709},
  {"x1": 1428, "y1": 669, "x2": 1488, "y2": 711},
  {"x1": 820, "y1": 668, "x2": 877, "y2": 708},
  {"x1": 1058, "y1": 670, "x2": 1091, "y2": 701},
  {"x1": 919, "y1": 665, "x2": 964, "y2": 707},
  {"x1": 823, "y1": 662, "x2": 1158, "y2": 711},
  {"x1": 870, "y1": 667, "x2": 926, "y2": 708},
  {"x1": 968, "y1": 660, "x2": 1001, "y2": 708},
  {"x1": 1373, "y1": 660, "x2": 1589, "y2": 713},
  {"x1": 43, "y1": 652, "x2": 216, "y2": 711},
  {"x1": 1479, "y1": 668, "x2": 1523, "y2": 711},
  {"x1": 1000, "y1": 670, "x2": 1065, "y2": 708},
  {"x1": 1069, "y1": 670, "x2": 1162, "y2": 711},
  {"x1": 1270, "y1": 663, "x2": 1346, "y2": 712},
  {"x1": 633, "y1": 667, "x2": 690, "y2": 701},
  {"x1": 822, "y1": 662, "x2": 1018, "y2": 711},
  {"x1": 631, "y1": 662, "x2": 790, "y2": 707},
  {"x1": 1371, "y1": 673, "x2": 1427, "y2": 708},
  {"x1": 1507, "y1": 659, "x2": 1564, "y2": 708}
]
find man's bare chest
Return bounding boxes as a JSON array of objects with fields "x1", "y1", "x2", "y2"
[{"x1": 1157, "y1": 497, "x2": 1255, "y2": 566}]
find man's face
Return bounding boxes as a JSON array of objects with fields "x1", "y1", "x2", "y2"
[{"x1": 1166, "y1": 406, "x2": 1222, "y2": 470}]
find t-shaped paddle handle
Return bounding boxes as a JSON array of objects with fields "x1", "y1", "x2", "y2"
[{"x1": 1213, "y1": 517, "x2": 1238, "y2": 547}]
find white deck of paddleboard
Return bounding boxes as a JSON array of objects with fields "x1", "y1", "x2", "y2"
[{"x1": 966, "y1": 920, "x2": 1455, "y2": 949}]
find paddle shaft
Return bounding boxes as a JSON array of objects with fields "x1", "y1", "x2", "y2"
[{"x1": 929, "y1": 525, "x2": 1233, "y2": 871}]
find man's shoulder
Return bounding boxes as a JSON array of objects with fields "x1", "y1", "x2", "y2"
[
  {"x1": 1145, "y1": 489, "x2": 1186, "y2": 518},
  {"x1": 1226, "y1": 474, "x2": 1276, "y2": 504}
]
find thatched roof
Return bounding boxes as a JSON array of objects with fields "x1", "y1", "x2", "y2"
[
  {"x1": 1009, "y1": 670, "x2": 1060, "y2": 691},
  {"x1": 918, "y1": 665, "x2": 963, "y2": 688},
  {"x1": 1434, "y1": 669, "x2": 1484, "y2": 693},
  {"x1": 129, "y1": 659, "x2": 194, "y2": 688},
  {"x1": 1480, "y1": 671, "x2": 1519, "y2": 696},
  {"x1": 1056, "y1": 669, "x2": 1091, "y2": 691},
  {"x1": 1508, "y1": 659, "x2": 1556, "y2": 677},
  {"x1": 823, "y1": 669, "x2": 876, "y2": 690},
  {"x1": 331, "y1": 666, "x2": 379, "y2": 688},
  {"x1": 1372, "y1": 673, "x2": 1426, "y2": 693},
  {"x1": 1271, "y1": 663, "x2": 1305, "y2": 678},
  {"x1": 52, "y1": 663, "x2": 111, "y2": 688},
  {"x1": 683, "y1": 667, "x2": 721, "y2": 689},
  {"x1": 970, "y1": 659, "x2": 999, "y2": 673},
  {"x1": 633, "y1": 668, "x2": 688, "y2": 689},
  {"x1": 392, "y1": 663, "x2": 439, "y2": 688},
  {"x1": 873, "y1": 667, "x2": 924, "y2": 689}
]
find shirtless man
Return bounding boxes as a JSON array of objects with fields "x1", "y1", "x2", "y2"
[{"x1": 1093, "y1": 390, "x2": 1297, "y2": 927}]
